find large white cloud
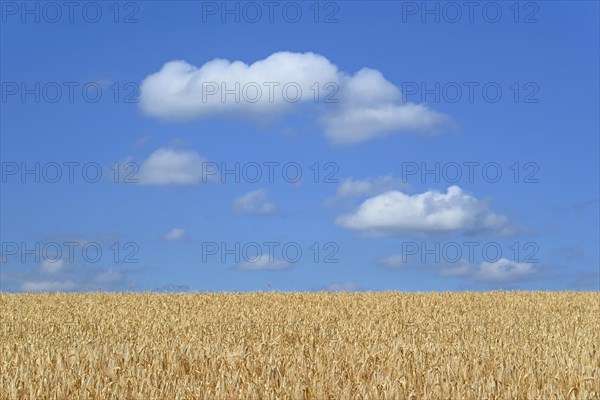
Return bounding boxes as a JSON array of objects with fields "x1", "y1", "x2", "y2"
[
  {"x1": 137, "y1": 148, "x2": 211, "y2": 185},
  {"x1": 140, "y1": 52, "x2": 339, "y2": 118},
  {"x1": 336, "y1": 186, "x2": 510, "y2": 236},
  {"x1": 139, "y1": 51, "x2": 452, "y2": 144}
]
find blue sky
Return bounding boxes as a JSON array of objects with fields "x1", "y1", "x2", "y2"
[{"x1": 1, "y1": 1, "x2": 598, "y2": 292}]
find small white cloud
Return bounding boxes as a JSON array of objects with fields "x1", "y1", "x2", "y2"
[
  {"x1": 133, "y1": 136, "x2": 153, "y2": 149},
  {"x1": 554, "y1": 246, "x2": 584, "y2": 259},
  {"x1": 440, "y1": 258, "x2": 538, "y2": 283},
  {"x1": 233, "y1": 254, "x2": 291, "y2": 271},
  {"x1": 336, "y1": 186, "x2": 510, "y2": 236},
  {"x1": 137, "y1": 147, "x2": 212, "y2": 185},
  {"x1": 41, "y1": 259, "x2": 65, "y2": 274},
  {"x1": 335, "y1": 175, "x2": 409, "y2": 199},
  {"x1": 139, "y1": 52, "x2": 453, "y2": 145},
  {"x1": 162, "y1": 228, "x2": 188, "y2": 242},
  {"x1": 21, "y1": 280, "x2": 75, "y2": 292},
  {"x1": 232, "y1": 189, "x2": 276, "y2": 215}
]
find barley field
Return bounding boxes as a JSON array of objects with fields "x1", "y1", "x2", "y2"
[{"x1": 1, "y1": 292, "x2": 598, "y2": 399}]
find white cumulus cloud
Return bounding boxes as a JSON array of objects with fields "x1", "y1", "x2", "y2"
[
  {"x1": 139, "y1": 51, "x2": 453, "y2": 144},
  {"x1": 336, "y1": 186, "x2": 510, "y2": 236},
  {"x1": 137, "y1": 147, "x2": 212, "y2": 185},
  {"x1": 231, "y1": 189, "x2": 276, "y2": 215},
  {"x1": 139, "y1": 52, "x2": 339, "y2": 119}
]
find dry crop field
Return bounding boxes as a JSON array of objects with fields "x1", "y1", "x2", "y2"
[{"x1": 1, "y1": 291, "x2": 598, "y2": 399}]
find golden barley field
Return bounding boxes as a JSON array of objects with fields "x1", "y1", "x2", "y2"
[{"x1": 1, "y1": 292, "x2": 599, "y2": 400}]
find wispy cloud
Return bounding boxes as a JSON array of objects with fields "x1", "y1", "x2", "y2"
[
  {"x1": 21, "y1": 280, "x2": 76, "y2": 292},
  {"x1": 439, "y1": 258, "x2": 540, "y2": 284},
  {"x1": 232, "y1": 255, "x2": 291, "y2": 271},
  {"x1": 231, "y1": 189, "x2": 276, "y2": 215},
  {"x1": 553, "y1": 198, "x2": 600, "y2": 213},
  {"x1": 332, "y1": 175, "x2": 409, "y2": 200},
  {"x1": 41, "y1": 259, "x2": 65, "y2": 274},
  {"x1": 321, "y1": 282, "x2": 367, "y2": 292},
  {"x1": 162, "y1": 228, "x2": 189, "y2": 242}
]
